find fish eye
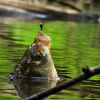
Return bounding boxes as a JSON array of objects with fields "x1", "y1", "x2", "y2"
[{"x1": 31, "y1": 52, "x2": 42, "y2": 61}]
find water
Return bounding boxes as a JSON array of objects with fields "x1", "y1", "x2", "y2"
[{"x1": 0, "y1": 19, "x2": 100, "y2": 100}]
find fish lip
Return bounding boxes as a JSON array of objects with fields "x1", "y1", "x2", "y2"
[{"x1": 34, "y1": 32, "x2": 51, "y2": 49}]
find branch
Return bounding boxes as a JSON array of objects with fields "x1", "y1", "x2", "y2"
[
  {"x1": 48, "y1": 0, "x2": 82, "y2": 12},
  {"x1": 26, "y1": 66, "x2": 100, "y2": 100}
]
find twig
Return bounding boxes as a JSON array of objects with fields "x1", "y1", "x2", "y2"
[{"x1": 26, "y1": 66, "x2": 100, "y2": 100}]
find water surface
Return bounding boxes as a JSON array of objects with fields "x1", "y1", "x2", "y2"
[{"x1": 0, "y1": 20, "x2": 100, "y2": 100}]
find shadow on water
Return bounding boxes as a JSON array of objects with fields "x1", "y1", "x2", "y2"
[{"x1": 0, "y1": 20, "x2": 100, "y2": 100}]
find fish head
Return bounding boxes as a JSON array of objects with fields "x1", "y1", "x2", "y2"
[{"x1": 27, "y1": 32, "x2": 51, "y2": 65}]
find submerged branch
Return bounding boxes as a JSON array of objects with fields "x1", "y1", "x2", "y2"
[{"x1": 26, "y1": 66, "x2": 100, "y2": 100}]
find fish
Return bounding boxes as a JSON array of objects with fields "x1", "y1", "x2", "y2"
[{"x1": 9, "y1": 23, "x2": 59, "y2": 81}]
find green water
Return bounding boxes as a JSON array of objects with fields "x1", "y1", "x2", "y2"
[{"x1": 0, "y1": 20, "x2": 100, "y2": 100}]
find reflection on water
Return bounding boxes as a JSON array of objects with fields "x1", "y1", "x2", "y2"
[
  {"x1": 9, "y1": 76, "x2": 57, "y2": 100},
  {"x1": 0, "y1": 20, "x2": 100, "y2": 100}
]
